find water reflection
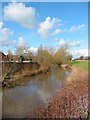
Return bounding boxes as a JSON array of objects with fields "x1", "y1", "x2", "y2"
[{"x1": 2, "y1": 67, "x2": 72, "y2": 118}]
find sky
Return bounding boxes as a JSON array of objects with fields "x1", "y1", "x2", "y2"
[
  {"x1": 35, "y1": 0, "x2": 89, "y2": 1},
  {"x1": 0, "y1": 2, "x2": 88, "y2": 58}
]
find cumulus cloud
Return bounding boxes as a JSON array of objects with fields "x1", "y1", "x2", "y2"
[
  {"x1": 55, "y1": 38, "x2": 65, "y2": 46},
  {"x1": 0, "y1": 22, "x2": 3, "y2": 29},
  {"x1": 52, "y1": 29, "x2": 62, "y2": 35},
  {"x1": 0, "y1": 28, "x2": 15, "y2": 47},
  {"x1": 69, "y1": 24, "x2": 86, "y2": 33},
  {"x1": 55, "y1": 18, "x2": 62, "y2": 23},
  {"x1": 56, "y1": 38, "x2": 85, "y2": 47},
  {"x1": 70, "y1": 49, "x2": 88, "y2": 58},
  {"x1": 28, "y1": 47, "x2": 37, "y2": 54},
  {"x1": 3, "y1": 3, "x2": 62, "y2": 39},
  {"x1": 38, "y1": 17, "x2": 62, "y2": 39},
  {"x1": 17, "y1": 37, "x2": 27, "y2": 48},
  {"x1": 68, "y1": 40, "x2": 85, "y2": 47},
  {"x1": 38, "y1": 17, "x2": 56, "y2": 39},
  {"x1": 1, "y1": 28, "x2": 13, "y2": 38},
  {"x1": 3, "y1": 2, "x2": 37, "y2": 29}
]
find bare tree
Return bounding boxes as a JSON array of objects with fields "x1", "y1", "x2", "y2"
[
  {"x1": 54, "y1": 44, "x2": 72, "y2": 65},
  {"x1": 36, "y1": 45, "x2": 53, "y2": 66},
  {"x1": 15, "y1": 46, "x2": 27, "y2": 56},
  {"x1": 7, "y1": 50, "x2": 13, "y2": 61}
]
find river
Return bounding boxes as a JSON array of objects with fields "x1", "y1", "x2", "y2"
[{"x1": 2, "y1": 67, "x2": 73, "y2": 118}]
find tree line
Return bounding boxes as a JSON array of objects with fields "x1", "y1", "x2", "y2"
[{"x1": 7, "y1": 44, "x2": 72, "y2": 67}]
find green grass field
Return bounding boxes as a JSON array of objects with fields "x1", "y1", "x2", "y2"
[{"x1": 67, "y1": 61, "x2": 90, "y2": 71}]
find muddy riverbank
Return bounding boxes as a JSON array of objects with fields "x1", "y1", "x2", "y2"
[
  {"x1": 1, "y1": 61, "x2": 73, "y2": 88},
  {"x1": 61, "y1": 64, "x2": 73, "y2": 70},
  {"x1": 2, "y1": 62, "x2": 50, "y2": 88}
]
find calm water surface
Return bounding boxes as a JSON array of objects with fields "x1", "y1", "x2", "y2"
[{"x1": 2, "y1": 67, "x2": 73, "y2": 118}]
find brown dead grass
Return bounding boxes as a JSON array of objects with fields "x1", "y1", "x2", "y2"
[{"x1": 29, "y1": 66, "x2": 89, "y2": 119}]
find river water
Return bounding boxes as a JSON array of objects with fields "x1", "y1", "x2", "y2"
[{"x1": 2, "y1": 67, "x2": 73, "y2": 118}]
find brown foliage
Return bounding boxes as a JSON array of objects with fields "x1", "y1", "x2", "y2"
[{"x1": 28, "y1": 67, "x2": 88, "y2": 118}]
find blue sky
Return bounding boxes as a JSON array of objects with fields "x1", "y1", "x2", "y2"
[{"x1": 0, "y1": 2, "x2": 88, "y2": 58}]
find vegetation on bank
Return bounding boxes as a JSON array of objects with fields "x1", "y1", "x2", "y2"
[
  {"x1": 2, "y1": 62, "x2": 51, "y2": 88},
  {"x1": 7, "y1": 44, "x2": 72, "y2": 67},
  {"x1": 1, "y1": 44, "x2": 72, "y2": 86},
  {"x1": 28, "y1": 67, "x2": 89, "y2": 119},
  {"x1": 67, "y1": 61, "x2": 90, "y2": 71}
]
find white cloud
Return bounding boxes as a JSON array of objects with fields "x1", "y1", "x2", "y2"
[
  {"x1": 28, "y1": 47, "x2": 38, "y2": 54},
  {"x1": 55, "y1": 18, "x2": 62, "y2": 23},
  {"x1": 69, "y1": 24, "x2": 86, "y2": 33},
  {"x1": 52, "y1": 29, "x2": 62, "y2": 35},
  {"x1": 56, "y1": 38, "x2": 85, "y2": 47},
  {"x1": 17, "y1": 37, "x2": 26, "y2": 47},
  {"x1": 0, "y1": 22, "x2": 3, "y2": 29},
  {"x1": 0, "y1": 28, "x2": 15, "y2": 47},
  {"x1": 70, "y1": 49, "x2": 88, "y2": 58},
  {"x1": 3, "y1": 2, "x2": 37, "y2": 29},
  {"x1": 1, "y1": 28, "x2": 13, "y2": 38},
  {"x1": 55, "y1": 38, "x2": 65, "y2": 46},
  {"x1": 68, "y1": 40, "x2": 85, "y2": 47},
  {"x1": 38, "y1": 17, "x2": 62, "y2": 39},
  {"x1": 38, "y1": 17, "x2": 56, "y2": 39}
]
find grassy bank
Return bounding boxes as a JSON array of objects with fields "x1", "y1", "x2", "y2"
[{"x1": 67, "y1": 61, "x2": 90, "y2": 71}]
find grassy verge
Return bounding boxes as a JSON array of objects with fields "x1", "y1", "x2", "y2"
[{"x1": 67, "y1": 61, "x2": 90, "y2": 71}]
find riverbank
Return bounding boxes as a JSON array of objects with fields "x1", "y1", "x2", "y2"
[
  {"x1": 67, "y1": 61, "x2": 90, "y2": 71},
  {"x1": 2, "y1": 62, "x2": 50, "y2": 88},
  {"x1": 29, "y1": 65, "x2": 89, "y2": 118}
]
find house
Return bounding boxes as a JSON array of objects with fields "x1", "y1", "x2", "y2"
[
  {"x1": 85, "y1": 56, "x2": 90, "y2": 60},
  {"x1": 0, "y1": 52, "x2": 9, "y2": 61}
]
